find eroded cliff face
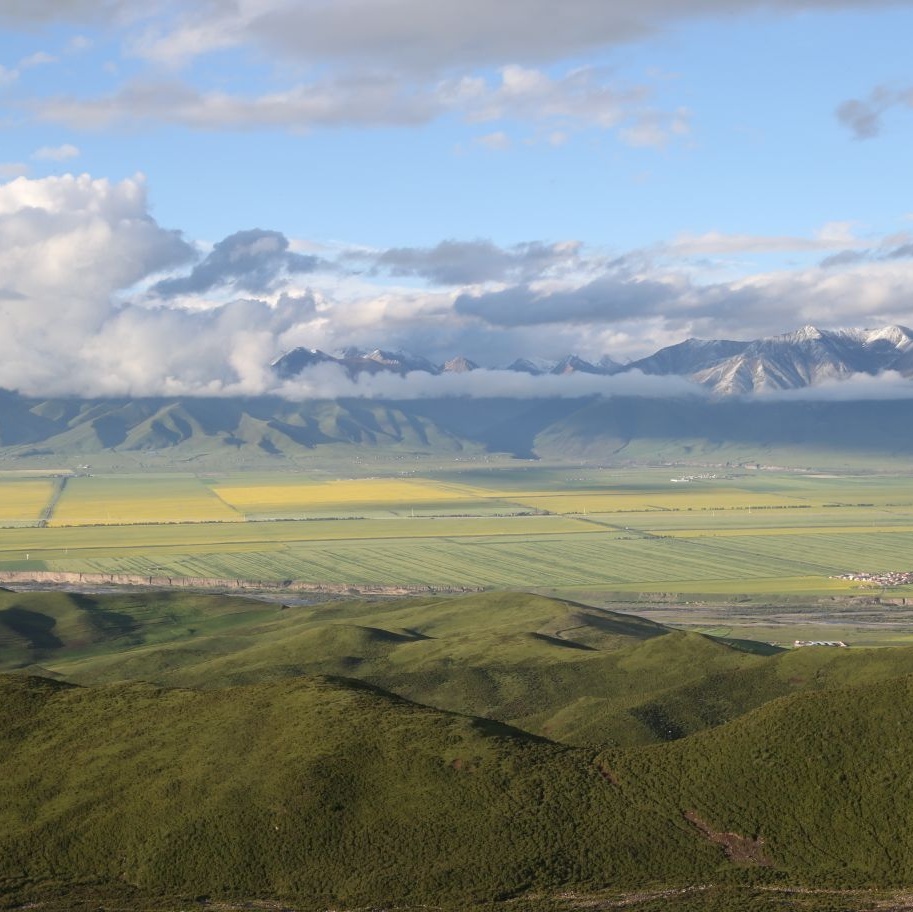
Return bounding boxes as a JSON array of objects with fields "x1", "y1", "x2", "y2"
[{"x1": 0, "y1": 569, "x2": 479, "y2": 596}]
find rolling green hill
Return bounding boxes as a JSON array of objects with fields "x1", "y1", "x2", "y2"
[
  {"x1": 4, "y1": 667, "x2": 913, "y2": 910},
  {"x1": 606, "y1": 673, "x2": 913, "y2": 887},
  {"x1": 7, "y1": 589, "x2": 913, "y2": 755},
  {"x1": 0, "y1": 672, "x2": 720, "y2": 909}
]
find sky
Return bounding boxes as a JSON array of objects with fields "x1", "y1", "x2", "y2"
[{"x1": 1, "y1": 0, "x2": 913, "y2": 399}]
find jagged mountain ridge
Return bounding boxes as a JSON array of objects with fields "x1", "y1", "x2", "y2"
[
  {"x1": 688, "y1": 325, "x2": 913, "y2": 394},
  {"x1": 273, "y1": 325, "x2": 913, "y2": 394}
]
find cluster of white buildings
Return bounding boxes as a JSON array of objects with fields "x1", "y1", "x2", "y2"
[{"x1": 834, "y1": 570, "x2": 913, "y2": 587}]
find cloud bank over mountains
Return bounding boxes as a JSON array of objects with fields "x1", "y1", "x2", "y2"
[{"x1": 2, "y1": 171, "x2": 913, "y2": 400}]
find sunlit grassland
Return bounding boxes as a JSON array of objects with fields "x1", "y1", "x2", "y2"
[
  {"x1": 49, "y1": 474, "x2": 242, "y2": 526},
  {"x1": 1, "y1": 526, "x2": 905, "y2": 590},
  {"x1": 0, "y1": 476, "x2": 56, "y2": 524},
  {"x1": 0, "y1": 466, "x2": 911, "y2": 593}
]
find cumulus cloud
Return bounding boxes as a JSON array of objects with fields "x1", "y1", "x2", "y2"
[
  {"x1": 2, "y1": 172, "x2": 913, "y2": 399},
  {"x1": 0, "y1": 163, "x2": 29, "y2": 179},
  {"x1": 0, "y1": 173, "x2": 194, "y2": 393},
  {"x1": 152, "y1": 229, "x2": 326, "y2": 297}
]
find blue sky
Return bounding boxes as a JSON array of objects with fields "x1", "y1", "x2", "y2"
[{"x1": 1, "y1": 0, "x2": 913, "y2": 397}]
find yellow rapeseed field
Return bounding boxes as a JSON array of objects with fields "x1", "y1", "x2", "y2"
[
  {"x1": 210, "y1": 477, "x2": 491, "y2": 513},
  {"x1": 506, "y1": 488, "x2": 799, "y2": 514},
  {"x1": 49, "y1": 475, "x2": 241, "y2": 526},
  {"x1": 0, "y1": 478, "x2": 55, "y2": 522}
]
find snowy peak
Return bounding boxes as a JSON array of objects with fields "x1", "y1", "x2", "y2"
[
  {"x1": 271, "y1": 326, "x2": 913, "y2": 395},
  {"x1": 441, "y1": 356, "x2": 479, "y2": 373},
  {"x1": 505, "y1": 358, "x2": 553, "y2": 375},
  {"x1": 363, "y1": 350, "x2": 440, "y2": 374},
  {"x1": 271, "y1": 348, "x2": 338, "y2": 380},
  {"x1": 695, "y1": 324, "x2": 913, "y2": 394},
  {"x1": 781, "y1": 325, "x2": 826, "y2": 344},
  {"x1": 629, "y1": 338, "x2": 749, "y2": 376},
  {"x1": 550, "y1": 355, "x2": 617, "y2": 376},
  {"x1": 863, "y1": 325, "x2": 913, "y2": 349}
]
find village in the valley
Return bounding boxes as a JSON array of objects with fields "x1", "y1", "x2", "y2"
[{"x1": 834, "y1": 570, "x2": 913, "y2": 587}]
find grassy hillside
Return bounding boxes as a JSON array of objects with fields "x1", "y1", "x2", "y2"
[
  {"x1": 0, "y1": 590, "x2": 773, "y2": 746},
  {"x1": 0, "y1": 673, "x2": 721, "y2": 909},
  {"x1": 7, "y1": 589, "x2": 913, "y2": 754},
  {"x1": 606, "y1": 673, "x2": 913, "y2": 887},
  {"x1": 4, "y1": 668, "x2": 913, "y2": 910}
]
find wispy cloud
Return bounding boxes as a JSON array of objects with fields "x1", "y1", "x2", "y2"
[
  {"x1": 32, "y1": 143, "x2": 80, "y2": 161},
  {"x1": 31, "y1": 65, "x2": 682, "y2": 146}
]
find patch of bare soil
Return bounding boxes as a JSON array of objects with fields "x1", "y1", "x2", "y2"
[
  {"x1": 865, "y1": 893, "x2": 913, "y2": 912},
  {"x1": 683, "y1": 809, "x2": 772, "y2": 866}
]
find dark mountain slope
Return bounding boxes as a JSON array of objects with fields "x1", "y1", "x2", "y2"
[
  {"x1": 6, "y1": 666, "x2": 913, "y2": 908},
  {"x1": 608, "y1": 673, "x2": 913, "y2": 886},
  {"x1": 0, "y1": 672, "x2": 719, "y2": 908},
  {"x1": 3, "y1": 387, "x2": 913, "y2": 466}
]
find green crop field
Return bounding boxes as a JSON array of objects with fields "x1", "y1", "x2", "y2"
[{"x1": 1, "y1": 465, "x2": 911, "y2": 596}]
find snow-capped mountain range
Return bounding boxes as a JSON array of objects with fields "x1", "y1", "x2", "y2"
[{"x1": 272, "y1": 325, "x2": 913, "y2": 395}]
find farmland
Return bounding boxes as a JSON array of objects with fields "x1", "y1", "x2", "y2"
[
  {"x1": 0, "y1": 475, "x2": 56, "y2": 525},
  {"x1": 0, "y1": 465, "x2": 912, "y2": 599}
]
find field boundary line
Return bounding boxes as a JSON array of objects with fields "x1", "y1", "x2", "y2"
[{"x1": 37, "y1": 476, "x2": 68, "y2": 528}]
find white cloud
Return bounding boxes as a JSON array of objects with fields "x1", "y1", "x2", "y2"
[
  {"x1": 760, "y1": 371, "x2": 913, "y2": 402},
  {"x1": 275, "y1": 362, "x2": 706, "y2": 402},
  {"x1": 0, "y1": 173, "x2": 194, "y2": 394},
  {"x1": 0, "y1": 163, "x2": 29, "y2": 179},
  {"x1": 474, "y1": 131, "x2": 511, "y2": 151},
  {"x1": 32, "y1": 143, "x2": 80, "y2": 161},
  {"x1": 2, "y1": 172, "x2": 913, "y2": 398},
  {"x1": 619, "y1": 107, "x2": 691, "y2": 148},
  {"x1": 127, "y1": 0, "x2": 913, "y2": 72},
  {"x1": 19, "y1": 51, "x2": 57, "y2": 68},
  {"x1": 32, "y1": 65, "x2": 672, "y2": 140},
  {"x1": 666, "y1": 224, "x2": 866, "y2": 256}
]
